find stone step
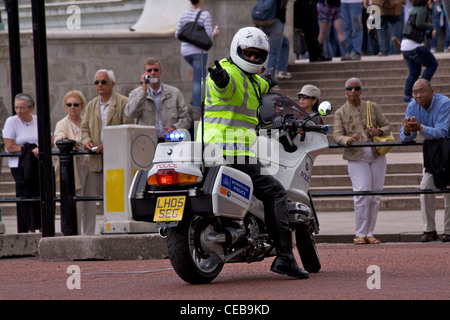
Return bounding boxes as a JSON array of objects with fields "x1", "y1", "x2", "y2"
[
  {"x1": 312, "y1": 162, "x2": 423, "y2": 175},
  {"x1": 310, "y1": 173, "x2": 422, "y2": 188},
  {"x1": 324, "y1": 145, "x2": 423, "y2": 154},
  {"x1": 288, "y1": 53, "x2": 450, "y2": 72},
  {"x1": 0, "y1": 181, "x2": 16, "y2": 193},
  {"x1": 313, "y1": 196, "x2": 444, "y2": 212},
  {"x1": 284, "y1": 94, "x2": 449, "y2": 107},
  {"x1": 0, "y1": 200, "x2": 104, "y2": 217},
  {"x1": 321, "y1": 113, "x2": 406, "y2": 125},
  {"x1": 280, "y1": 74, "x2": 450, "y2": 92},
  {"x1": 280, "y1": 74, "x2": 450, "y2": 89}
]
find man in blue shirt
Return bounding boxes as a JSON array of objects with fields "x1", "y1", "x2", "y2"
[{"x1": 400, "y1": 79, "x2": 450, "y2": 242}]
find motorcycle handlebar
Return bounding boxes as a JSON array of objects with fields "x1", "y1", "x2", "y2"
[
  {"x1": 294, "y1": 120, "x2": 330, "y2": 134},
  {"x1": 258, "y1": 118, "x2": 329, "y2": 135}
]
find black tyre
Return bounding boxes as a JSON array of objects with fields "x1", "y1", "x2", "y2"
[
  {"x1": 295, "y1": 224, "x2": 321, "y2": 273},
  {"x1": 166, "y1": 213, "x2": 224, "y2": 284}
]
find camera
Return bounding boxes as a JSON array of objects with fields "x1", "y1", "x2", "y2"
[
  {"x1": 91, "y1": 146, "x2": 98, "y2": 152},
  {"x1": 144, "y1": 75, "x2": 158, "y2": 84}
]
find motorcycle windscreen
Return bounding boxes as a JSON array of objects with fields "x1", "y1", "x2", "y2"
[{"x1": 259, "y1": 93, "x2": 309, "y2": 123}]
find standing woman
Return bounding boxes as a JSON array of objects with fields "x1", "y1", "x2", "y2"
[
  {"x1": 333, "y1": 78, "x2": 391, "y2": 244},
  {"x1": 175, "y1": 0, "x2": 219, "y2": 123},
  {"x1": 3, "y1": 94, "x2": 41, "y2": 233},
  {"x1": 400, "y1": 0, "x2": 438, "y2": 104},
  {"x1": 54, "y1": 90, "x2": 96, "y2": 235}
]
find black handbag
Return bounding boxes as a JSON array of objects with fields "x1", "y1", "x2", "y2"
[
  {"x1": 403, "y1": 13, "x2": 426, "y2": 43},
  {"x1": 177, "y1": 10, "x2": 213, "y2": 51}
]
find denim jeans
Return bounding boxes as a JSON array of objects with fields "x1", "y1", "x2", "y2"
[
  {"x1": 261, "y1": 19, "x2": 290, "y2": 73},
  {"x1": 378, "y1": 15, "x2": 404, "y2": 55},
  {"x1": 341, "y1": 2, "x2": 364, "y2": 55},
  {"x1": 431, "y1": 1, "x2": 450, "y2": 49},
  {"x1": 402, "y1": 45, "x2": 438, "y2": 102},
  {"x1": 184, "y1": 53, "x2": 208, "y2": 107}
]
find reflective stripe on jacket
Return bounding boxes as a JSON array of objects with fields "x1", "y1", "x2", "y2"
[{"x1": 199, "y1": 58, "x2": 270, "y2": 156}]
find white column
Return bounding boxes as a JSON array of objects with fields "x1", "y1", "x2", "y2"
[{"x1": 101, "y1": 124, "x2": 157, "y2": 234}]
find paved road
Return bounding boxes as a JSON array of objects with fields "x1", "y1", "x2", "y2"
[{"x1": 1, "y1": 242, "x2": 448, "y2": 305}]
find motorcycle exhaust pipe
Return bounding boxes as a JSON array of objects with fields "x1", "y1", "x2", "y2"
[{"x1": 158, "y1": 227, "x2": 168, "y2": 238}]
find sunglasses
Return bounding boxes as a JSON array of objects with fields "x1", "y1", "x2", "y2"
[
  {"x1": 298, "y1": 95, "x2": 313, "y2": 100},
  {"x1": 146, "y1": 68, "x2": 160, "y2": 73},
  {"x1": 241, "y1": 49, "x2": 263, "y2": 60},
  {"x1": 94, "y1": 80, "x2": 108, "y2": 85},
  {"x1": 345, "y1": 86, "x2": 361, "y2": 91},
  {"x1": 66, "y1": 103, "x2": 80, "y2": 107}
]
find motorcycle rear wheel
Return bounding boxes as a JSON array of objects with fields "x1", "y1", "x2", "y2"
[
  {"x1": 166, "y1": 213, "x2": 224, "y2": 284},
  {"x1": 295, "y1": 224, "x2": 321, "y2": 273}
]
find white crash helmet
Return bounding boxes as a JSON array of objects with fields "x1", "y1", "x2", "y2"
[{"x1": 230, "y1": 27, "x2": 270, "y2": 74}]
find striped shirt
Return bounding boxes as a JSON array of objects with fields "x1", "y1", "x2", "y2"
[{"x1": 175, "y1": 9, "x2": 214, "y2": 56}]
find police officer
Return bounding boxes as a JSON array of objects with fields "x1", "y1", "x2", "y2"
[{"x1": 202, "y1": 27, "x2": 309, "y2": 279}]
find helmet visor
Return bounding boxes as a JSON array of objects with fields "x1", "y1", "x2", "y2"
[{"x1": 237, "y1": 47, "x2": 268, "y2": 65}]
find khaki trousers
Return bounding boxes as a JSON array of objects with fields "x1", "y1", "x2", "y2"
[{"x1": 420, "y1": 169, "x2": 450, "y2": 234}]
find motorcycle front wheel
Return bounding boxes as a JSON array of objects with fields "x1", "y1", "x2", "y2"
[
  {"x1": 166, "y1": 212, "x2": 224, "y2": 284},
  {"x1": 295, "y1": 224, "x2": 321, "y2": 273}
]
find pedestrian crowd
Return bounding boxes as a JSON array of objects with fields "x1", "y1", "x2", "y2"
[
  {"x1": 0, "y1": 0, "x2": 448, "y2": 246},
  {"x1": 294, "y1": 0, "x2": 450, "y2": 62}
]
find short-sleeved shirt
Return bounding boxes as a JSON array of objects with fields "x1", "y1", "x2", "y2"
[{"x1": 3, "y1": 115, "x2": 39, "y2": 168}]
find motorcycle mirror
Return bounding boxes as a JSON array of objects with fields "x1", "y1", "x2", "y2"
[{"x1": 318, "y1": 101, "x2": 332, "y2": 116}]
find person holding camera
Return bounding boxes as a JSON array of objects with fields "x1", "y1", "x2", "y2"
[{"x1": 125, "y1": 57, "x2": 190, "y2": 142}]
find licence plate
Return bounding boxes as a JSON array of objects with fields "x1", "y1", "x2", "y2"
[{"x1": 153, "y1": 196, "x2": 186, "y2": 222}]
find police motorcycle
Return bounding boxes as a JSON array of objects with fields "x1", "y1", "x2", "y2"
[{"x1": 129, "y1": 93, "x2": 332, "y2": 284}]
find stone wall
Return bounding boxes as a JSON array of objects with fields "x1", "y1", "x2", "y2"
[{"x1": 0, "y1": 0, "x2": 294, "y2": 129}]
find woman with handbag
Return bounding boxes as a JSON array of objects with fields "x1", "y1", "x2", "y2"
[
  {"x1": 400, "y1": 0, "x2": 438, "y2": 104},
  {"x1": 175, "y1": 0, "x2": 219, "y2": 124},
  {"x1": 333, "y1": 78, "x2": 392, "y2": 244}
]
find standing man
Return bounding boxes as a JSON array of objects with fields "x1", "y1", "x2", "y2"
[
  {"x1": 399, "y1": 79, "x2": 450, "y2": 242},
  {"x1": 259, "y1": 0, "x2": 292, "y2": 79},
  {"x1": 340, "y1": 0, "x2": 365, "y2": 60},
  {"x1": 81, "y1": 69, "x2": 133, "y2": 216},
  {"x1": 125, "y1": 57, "x2": 190, "y2": 142},
  {"x1": 294, "y1": 0, "x2": 332, "y2": 62},
  {"x1": 204, "y1": 26, "x2": 309, "y2": 279}
]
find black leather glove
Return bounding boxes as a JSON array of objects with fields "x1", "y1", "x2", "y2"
[
  {"x1": 259, "y1": 67, "x2": 278, "y2": 89},
  {"x1": 208, "y1": 60, "x2": 229, "y2": 88}
]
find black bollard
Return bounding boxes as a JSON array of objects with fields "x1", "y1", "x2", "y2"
[{"x1": 56, "y1": 139, "x2": 78, "y2": 235}]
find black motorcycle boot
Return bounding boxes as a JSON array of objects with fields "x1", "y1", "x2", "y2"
[
  {"x1": 270, "y1": 236, "x2": 309, "y2": 280},
  {"x1": 266, "y1": 198, "x2": 309, "y2": 279}
]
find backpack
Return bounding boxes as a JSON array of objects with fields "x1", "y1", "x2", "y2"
[
  {"x1": 251, "y1": 0, "x2": 277, "y2": 27},
  {"x1": 403, "y1": 13, "x2": 426, "y2": 43}
]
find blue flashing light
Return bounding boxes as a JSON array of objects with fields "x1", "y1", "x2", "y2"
[{"x1": 165, "y1": 132, "x2": 186, "y2": 141}]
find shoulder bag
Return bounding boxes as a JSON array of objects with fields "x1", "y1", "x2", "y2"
[
  {"x1": 402, "y1": 12, "x2": 426, "y2": 43},
  {"x1": 366, "y1": 101, "x2": 394, "y2": 156},
  {"x1": 177, "y1": 10, "x2": 213, "y2": 51}
]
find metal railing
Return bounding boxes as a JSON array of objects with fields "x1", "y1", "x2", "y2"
[
  {"x1": 0, "y1": 140, "x2": 101, "y2": 235},
  {"x1": 311, "y1": 140, "x2": 450, "y2": 197},
  {"x1": 1, "y1": 139, "x2": 448, "y2": 235}
]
